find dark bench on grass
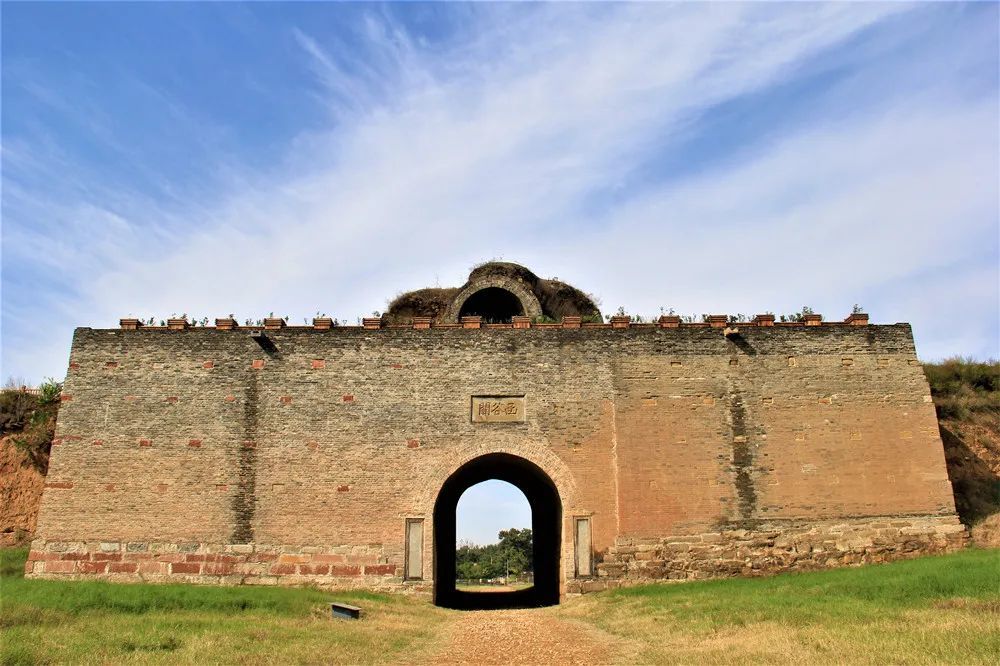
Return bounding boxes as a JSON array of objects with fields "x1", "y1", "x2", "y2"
[{"x1": 330, "y1": 602, "x2": 361, "y2": 620}]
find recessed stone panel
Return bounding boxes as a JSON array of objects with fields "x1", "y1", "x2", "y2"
[{"x1": 471, "y1": 396, "x2": 526, "y2": 423}]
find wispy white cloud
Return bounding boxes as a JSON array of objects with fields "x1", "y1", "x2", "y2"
[
  {"x1": 2, "y1": 2, "x2": 997, "y2": 383},
  {"x1": 579, "y1": 99, "x2": 998, "y2": 308}
]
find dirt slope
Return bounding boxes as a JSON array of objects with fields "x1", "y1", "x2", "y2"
[
  {"x1": 0, "y1": 435, "x2": 45, "y2": 546},
  {"x1": 940, "y1": 413, "x2": 1000, "y2": 546}
]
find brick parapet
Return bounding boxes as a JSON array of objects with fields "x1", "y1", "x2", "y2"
[
  {"x1": 117, "y1": 314, "x2": 873, "y2": 332},
  {"x1": 88, "y1": 324, "x2": 918, "y2": 360}
]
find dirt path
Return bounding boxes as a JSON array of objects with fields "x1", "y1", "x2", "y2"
[{"x1": 420, "y1": 607, "x2": 618, "y2": 665}]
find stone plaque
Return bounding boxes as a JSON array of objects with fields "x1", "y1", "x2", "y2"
[{"x1": 471, "y1": 396, "x2": 526, "y2": 423}]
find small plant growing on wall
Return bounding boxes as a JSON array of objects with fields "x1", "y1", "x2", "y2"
[{"x1": 780, "y1": 306, "x2": 815, "y2": 323}]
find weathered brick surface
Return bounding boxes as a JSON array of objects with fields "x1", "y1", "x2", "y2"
[
  {"x1": 32, "y1": 322, "x2": 960, "y2": 594},
  {"x1": 567, "y1": 514, "x2": 967, "y2": 593}
]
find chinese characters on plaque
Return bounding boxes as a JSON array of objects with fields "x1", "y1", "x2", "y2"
[{"x1": 471, "y1": 396, "x2": 526, "y2": 423}]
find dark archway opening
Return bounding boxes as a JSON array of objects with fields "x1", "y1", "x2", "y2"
[
  {"x1": 457, "y1": 288, "x2": 524, "y2": 323},
  {"x1": 434, "y1": 453, "x2": 561, "y2": 610}
]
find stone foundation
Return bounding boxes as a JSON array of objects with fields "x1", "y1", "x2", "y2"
[
  {"x1": 566, "y1": 514, "x2": 967, "y2": 594},
  {"x1": 25, "y1": 540, "x2": 427, "y2": 592},
  {"x1": 29, "y1": 515, "x2": 967, "y2": 595}
]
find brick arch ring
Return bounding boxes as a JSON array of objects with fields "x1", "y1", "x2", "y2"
[
  {"x1": 443, "y1": 276, "x2": 544, "y2": 323},
  {"x1": 416, "y1": 442, "x2": 580, "y2": 517}
]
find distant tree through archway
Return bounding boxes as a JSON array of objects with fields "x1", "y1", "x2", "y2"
[{"x1": 455, "y1": 480, "x2": 533, "y2": 589}]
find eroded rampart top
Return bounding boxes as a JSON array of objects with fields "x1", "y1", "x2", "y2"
[{"x1": 385, "y1": 262, "x2": 602, "y2": 324}]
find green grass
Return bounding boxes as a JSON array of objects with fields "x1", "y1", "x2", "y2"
[
  {"x1": 611, "y1": 548, "x2": 998, "y2": 621},
  {"x1": 0, "y1": 548, "x2": 447, "y2": 665},
  {"x1": 0, "y1": 548, "x2": 27, "y2": 579},
  {"x1": 568, "y1": 548, "x2": 1000, "y2": 664},
  {"x1": 2, "y1": 548, "x2": 999, "y2": 664}
]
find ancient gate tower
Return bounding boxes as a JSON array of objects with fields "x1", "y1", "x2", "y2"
[{"x1": 29, "y1": 262, "x2": 964, "y2": 608}]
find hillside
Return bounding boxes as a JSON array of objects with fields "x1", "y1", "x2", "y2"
[
  {"x1": 924, "y1": 358, "x2": 1000, "y2": 546},
  {"x1": 0, "y1": 383, "x2": 59, "y2": 546},
  {"x1": 0, "y1": 436, "x2": 46, "y2": 546}
]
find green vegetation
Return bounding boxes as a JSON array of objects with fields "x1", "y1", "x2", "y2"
[
  {"x1": 924, "y1": 357, "x2": 1000, "y2": 421},
  {"x1": 0, "y1": 548, "x2": 27, "y2": 578},
  {"x1": 0, "y1": 378, "x2": 61, "y2": 471},
  {"x1": 778, "y1": 305, "x2": 816, "y2": 323},
  {"x1": 456, "y1": 528, "x2": 532, "y2": 581},
  {"x1": 2, "y1": 548, "x2": 998, "y2": 664},
  {"x1": 0, "y1": 549, "x2": 448, "y2": 665},
  {"x1": 621, "y1": 306, "x2": 831, "y2": 324},
  {"x1": 923, "y1": 358, "x2": 1000, "y2": 532},
  {"x1": 570, "y1": 548, "x2": 1000, "y2": 664}
]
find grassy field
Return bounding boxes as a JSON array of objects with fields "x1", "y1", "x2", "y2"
[
  {"x1": 567, "y1": 548, "x2": 1000, "y2": 664},
  {"x1": 0, "y1": 549, "x2": 449, "y2": 665},
  {"x1": 2, "y1": 548, "x2": 998, "y2": 664}
]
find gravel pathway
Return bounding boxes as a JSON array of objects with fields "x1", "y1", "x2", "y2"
[{"x1": 420, "y1": 608, "x2": 615, "y2": 665}]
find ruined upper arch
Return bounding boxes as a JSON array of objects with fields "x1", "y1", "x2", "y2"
[
  {"x1": 384, "y1": 261, "x2": 602, "y2": 324},
  {"x1": 446, "y1": 276, "x2": 543, "y2": 323}
]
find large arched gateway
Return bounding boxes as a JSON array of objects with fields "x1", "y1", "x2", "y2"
[{"x1": 433, "y1": 453, "x2": 561, "y2": 609}]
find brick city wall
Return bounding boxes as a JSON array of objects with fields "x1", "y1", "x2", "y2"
[
  {"x1": 29, "y1": 318, "x2": 961, "y2": 591},
  {"x1": 568, "y1": 514, "x2": 966, "y2": 593}
]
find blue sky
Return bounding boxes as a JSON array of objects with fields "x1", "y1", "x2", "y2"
[
  {"x1": 457, "y1": 481, "x2": 530, "y2": 545},
  {"x1": 3, "y1": 3, "x2": 998, "y2": 544}
]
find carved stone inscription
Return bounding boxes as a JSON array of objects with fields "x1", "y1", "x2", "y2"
[{"x1": 471, "y1": 396, "x2": 526, "y2": 423}]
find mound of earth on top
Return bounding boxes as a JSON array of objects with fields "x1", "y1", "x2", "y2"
[{"x1": 384, "y1": 261, "x2": 601, "y2": 324}]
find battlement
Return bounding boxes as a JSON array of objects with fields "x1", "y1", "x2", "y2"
[
  {"x1": 119, "y1": 262, "x2": 872, "y2": 332},
  {"x1": 119, "y1": 312, "x2": 871, "y2": 331}
]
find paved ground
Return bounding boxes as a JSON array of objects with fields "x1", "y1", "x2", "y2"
[{"x1": 421, "y1": 607, "x2": 617, "y2": 665}]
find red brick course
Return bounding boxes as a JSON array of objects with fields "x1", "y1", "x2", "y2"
[{"x1": 171, "y1": 562, "x2": 201, "y2": 574}]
